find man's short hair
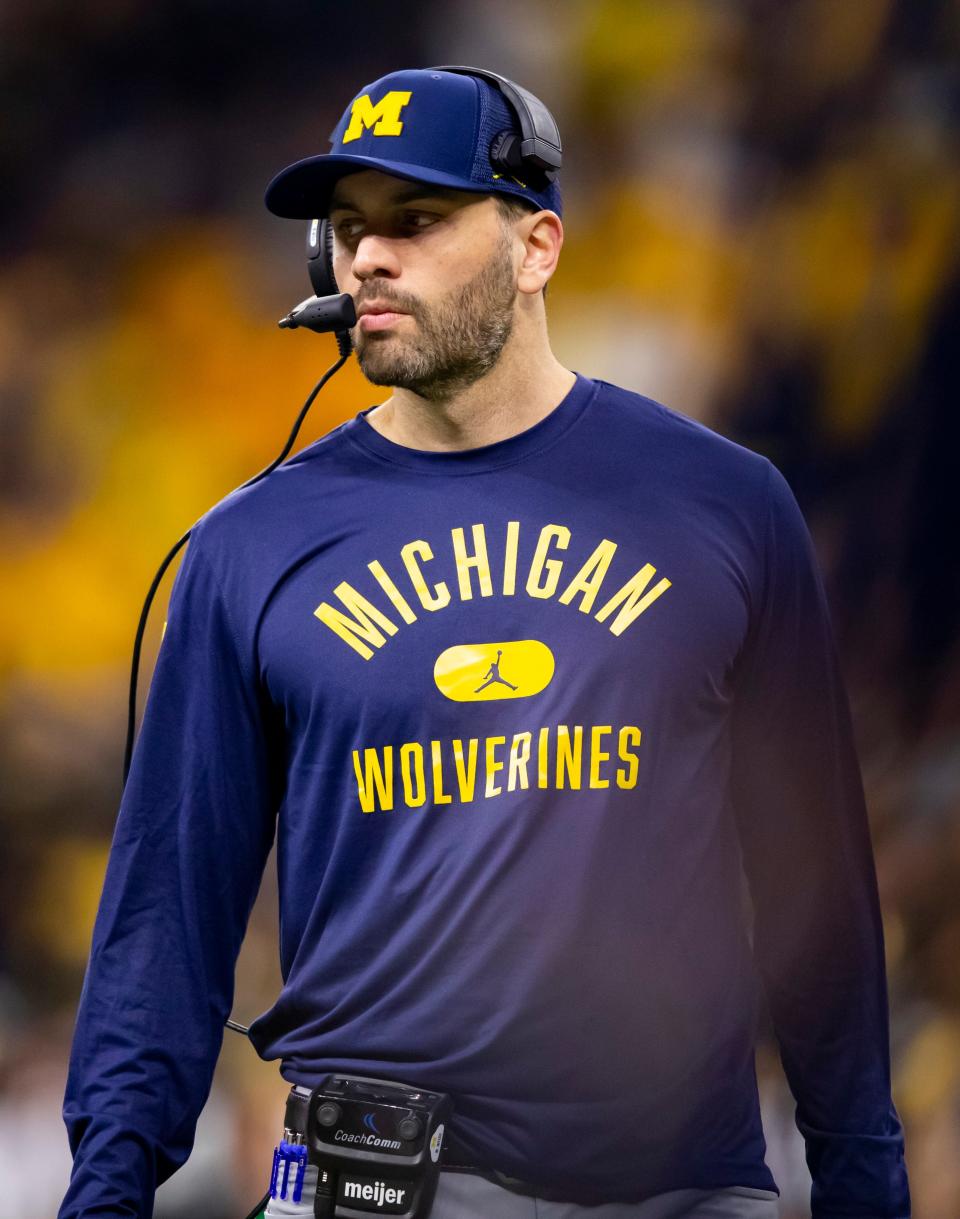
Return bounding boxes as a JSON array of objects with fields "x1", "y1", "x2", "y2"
[{"x1": 493, "y1": 192, "x2": 551, "y2": 300}]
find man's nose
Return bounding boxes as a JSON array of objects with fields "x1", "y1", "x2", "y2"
[{"x1": 351, "y1": 232, "x2": 402, "y2": 282}]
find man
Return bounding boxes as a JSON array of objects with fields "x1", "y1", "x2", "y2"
[{"x1": 58, "y1": 68, "x2": 911, "y2": 1219}]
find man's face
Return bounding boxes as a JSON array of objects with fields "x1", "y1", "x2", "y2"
[{"x1": 328, "y1": 170, "x2": 520, "y2": 400}]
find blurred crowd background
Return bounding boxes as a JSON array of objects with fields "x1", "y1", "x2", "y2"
[{"x1": 1, "y1": 1, "x2": 958, "y2": 1216}]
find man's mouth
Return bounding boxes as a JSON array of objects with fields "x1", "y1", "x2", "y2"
[{"x1": 358, "y1": 310, "x2": 410, "y2": 333}]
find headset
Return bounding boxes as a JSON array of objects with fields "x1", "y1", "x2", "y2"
[{"x1": 278, "y1": 64, "x2": 563, "y2": 354}]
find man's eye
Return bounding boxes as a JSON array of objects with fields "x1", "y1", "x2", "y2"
[{"x1": 335, "y1": 213, "x2": 437, "y2": 239}]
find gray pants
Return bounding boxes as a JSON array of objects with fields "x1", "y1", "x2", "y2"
[
  {"x1": 265, "y1": 1162, "x2": 779, "y2": 1218},
  {"x1": 432, "y1": 1170, "x2": 779, "y2": 1218}
]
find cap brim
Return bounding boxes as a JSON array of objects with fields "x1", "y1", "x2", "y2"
[{"x1": 264, "y1": 153, "x2": 494, "y2": 219}]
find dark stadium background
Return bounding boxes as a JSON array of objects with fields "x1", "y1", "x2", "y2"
[{"x1": 1, "y1": 2, "x2": 958, "y2": 1215}]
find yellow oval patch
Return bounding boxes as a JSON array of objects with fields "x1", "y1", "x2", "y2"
[{"x1": 434, "y1": 640, "x2": 554, "y2": 702}]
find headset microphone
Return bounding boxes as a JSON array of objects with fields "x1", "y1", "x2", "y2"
[{"x1": 278, "y1": 291, "x2": 356, "y2": 336}]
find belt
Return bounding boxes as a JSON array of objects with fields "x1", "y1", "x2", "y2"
[{"x1": 440, "y1": 1159, "x2": 586, "y2": 1204}]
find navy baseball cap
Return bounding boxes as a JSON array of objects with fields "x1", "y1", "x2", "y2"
[{"x1": 264, "y1": 68, "x2": 562, "y2": 220}]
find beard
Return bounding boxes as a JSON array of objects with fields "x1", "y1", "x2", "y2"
[{"x1": 351, "y1": 227, "x2": 518, "y2": 401}]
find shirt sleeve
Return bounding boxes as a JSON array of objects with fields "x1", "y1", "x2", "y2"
[
  {"x1": 730, "y1": 461, "x2": 911, "y2": 1219},
  {"x1": 58, "y1": 522, "x2": 282, "y2": 1219}
]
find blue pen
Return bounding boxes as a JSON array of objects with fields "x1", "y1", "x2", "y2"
[{"x1": 269, "y1": 1135, "x2": 308, "y2": 1203}]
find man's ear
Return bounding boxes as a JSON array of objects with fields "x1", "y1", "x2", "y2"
[{"x1": 517, "y1": 211, "x2": 562, "y2": 297}]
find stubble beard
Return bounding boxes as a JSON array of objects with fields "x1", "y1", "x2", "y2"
[{"x1": 353, "y1": 228, "x2": 518, "y2": 401}]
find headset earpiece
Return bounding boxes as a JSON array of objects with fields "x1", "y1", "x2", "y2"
[
  {"x1": 487, "y1": 129, "x2": 549, "y2": 189},
  {"x1": 307, "y1": 217, "x2": 338, "y2": 299}
]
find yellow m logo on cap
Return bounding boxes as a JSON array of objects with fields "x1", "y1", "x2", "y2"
[{"x1": 342, "y1": 91, "x2": 413, "y2": 144}]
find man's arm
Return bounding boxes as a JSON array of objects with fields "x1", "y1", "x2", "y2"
[
  {"x1": 58, "y1": 521, "x2": 281, "y2": 1219},
  {"x1": 730, "y1": 461, "x2": 910, "y2": 1219}
]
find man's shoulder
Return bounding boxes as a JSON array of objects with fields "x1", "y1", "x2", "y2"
[
  {"x1": 202, "y1": 419, "x2": 355, "y2": 522},
  {"x1": 589, "y1": 376, "x2": 771, "y2": 484},
  {"x1": 183, "y1": 421, "x2": 354, "y2": 572}
]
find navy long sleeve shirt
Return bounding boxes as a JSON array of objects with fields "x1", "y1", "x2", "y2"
[{"x1": 59, "y1": 371, "x2": 910, "y2": 1217}]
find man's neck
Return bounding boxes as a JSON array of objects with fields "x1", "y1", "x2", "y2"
[{"x1": 364, "y1": 356, "x2": 578, "y2": 453}]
